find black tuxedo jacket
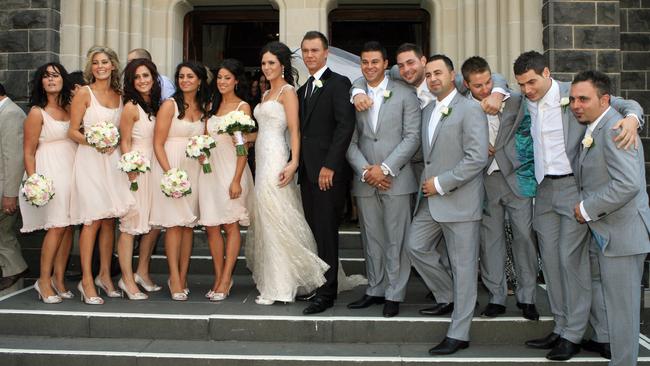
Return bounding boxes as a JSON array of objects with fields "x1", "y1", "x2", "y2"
[{"x1": 297, "y1": 68, "x2": 355, "y2": 184}]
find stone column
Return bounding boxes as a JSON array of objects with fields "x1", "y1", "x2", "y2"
[
  {"x1": 543, "y1": 0, "x2": 620, "y2": 91},
  {"x1": 621, "y1": 0, "x2": 650, "y2": 129},
  {"x1": 0, "y1": 0, "x2": 60, "y2": 109}
]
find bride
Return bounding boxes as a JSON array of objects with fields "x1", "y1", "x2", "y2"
[{"x1": 245, "y1": 41, "x2": 329, "y2": 305}]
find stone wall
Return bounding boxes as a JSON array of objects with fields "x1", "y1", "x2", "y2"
[{"x1": 0, "y1": 0, "x2": 60, "y2": 110}]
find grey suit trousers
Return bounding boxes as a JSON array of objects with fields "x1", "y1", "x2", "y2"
[
  {"x1": 589, "y1": 240, "x2": 644, "y2": 366},
  {"x1": 0, "y1": 212, "x2": 27, "y2": 277},
  {"x1": 534, "y1": 176, "x2": 591, "y2": 343},
  {"x1": 407, "y1": 200, "x2": 479, "y2": 341},
  {"x1": 480, "y1": 171, "x2": 538, "y2": 305},
  {"x1": 357, "y1": 193, "x2": 412, "y2": 301}
]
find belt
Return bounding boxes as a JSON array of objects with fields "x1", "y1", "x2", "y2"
[{"x1": 544, "y1": 173, "x2": 573, "y2": 180}]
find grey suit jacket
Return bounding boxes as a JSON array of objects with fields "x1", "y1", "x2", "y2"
[
  {"x1": 347, "y1": 79, "x2": 421, "y2": 197},
  {"x1": 577, "y1": 107, "x2": 650, "y2": 257},
  {"x1": 416, "y1": 90, "x2": 489, "y2": 222},
  {"x1": 555, "y1": 81, "x2": 644, "y2": 177},
  {"x1": 0, "y1": 98, "x2": 25, "y2": 197}
]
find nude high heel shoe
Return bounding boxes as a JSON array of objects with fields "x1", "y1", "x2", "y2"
[
  {"x1": 77, "y1": 281, "x2": 104, "y2": 305},
  {"x1": 210, "y1": 279, "x2": 234, "y2": 302},
  {"x1": 51, "y1": 279, "x2": 74, "y2": 299},
  {"x1": 34, "y1": 280, "x2": 62, "y2": 304},
  {"x1": 134, "y1": 273, "x2": 162, "y2": 292},
  {"x1": 118, "y1": 278, "x2": 148, "y2": 300},
  {"x1": 167, "y1": 279, "x2": 188, "y2": 301},
  {"x1": 94, "y1": 276, "x2": 122, "y2": 298}
]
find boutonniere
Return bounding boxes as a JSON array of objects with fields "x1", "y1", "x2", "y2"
[
  {"x1": 383, "y1": 90, "x2": 392, "y2": 100},
  {"x1": 560, "y1": 97, "x2": 570, "y2": 111},
  {"x1": 314, "y1": 79, "x2": 323, "y2": 88},
  {"x1": 441, "y1": 106, "x2": 452, "y2": 117},
  {"x1": 582, "y1": 134, "x2": 593, "y2": 149}
]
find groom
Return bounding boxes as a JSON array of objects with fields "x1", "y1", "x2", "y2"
[{"x1": 298, "y1": 31, "x2": 356, "y2": 315}]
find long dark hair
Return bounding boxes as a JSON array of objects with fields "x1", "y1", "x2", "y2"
[
  {"x1": 122, "y1": 58, "x2": 161, "y2": 121},
  {"x1": 28, "y1": 62, "x2": 72, "y2": 108},
  {"x1": 209, "y1": 58, "x2": 249, "y2": 116},
  {"x1": 172, "y1": 61, "x2": 210, "y2": 121},
  {"x1": 259, "y1": 41, "x2": 297, "y2": 86}
]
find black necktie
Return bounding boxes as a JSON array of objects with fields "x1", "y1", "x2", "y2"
[{"x1": 305, "y1": 76, "x2": 315, "y2": 102}]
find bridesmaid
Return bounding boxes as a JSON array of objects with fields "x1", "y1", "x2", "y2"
[
  {"x1": 68, "y1": 46, "x2": 135, "y2": 304},
  {"x1": 150, "y1": 61, "x2": 209, "y2": 300},
  {"x1": 116, "y1": 58, "x2": 163, "y2": 300},
  {"x1": 199, "y1": 59, "x2": 254, "y2": 301},
  {"x1": 21, "y1": 62, "x2": 77, "y2": 303}
]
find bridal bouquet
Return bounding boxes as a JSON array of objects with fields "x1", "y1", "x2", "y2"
[
  {"x1": 160, "y1": 168, "x2": 192, "y2": 198},
  {"x1": 85, "y1": 121, "x2": 120, "y2": 153},
  {"x1": 213, "y1": 110, "x2": 257, "y2": 156},
  {"x1": 21, "y1": 173, "x2": 55, "y2": 207},
  {"x1": 118, "y1": 150, "x2": 151, "y2": 191},
  {"x1": 186, "y1": 135, "x2": 216, "y2": 173}
]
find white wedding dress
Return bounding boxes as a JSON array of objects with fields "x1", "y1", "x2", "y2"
[{"x1": 246, "y1": 85, "x2": 330, "y2": 302}]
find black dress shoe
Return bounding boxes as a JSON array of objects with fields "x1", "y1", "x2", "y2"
[
  {"x1": 347, "y1": 295, "x2": 385, "y2": 309},
  {"x1": 428, "y1": 337, "x2": 469, "y2": 355},
  {"x1": 525, "y1": 332, "x2": 560, "y2": 349},
  {"x1": 516, "y1": 302, "x2": 540, "y2": 321},
  {"x1": 383, "y1": 300, "x2": 399, "y2": 317},
  {"x1": 581, "y1": 339, "x2": 611, "y2": 359},
  {"x1": 480, "y1": 303, "x2": 506, "y2": 317},
  {"x1": 419, "y1": 302, "x2": 454, "y2": 316},
  {"x1": 546, "y1": 338, "x2": 580, "y2": 361},
  {"x1": 295, "y1": 291, "x2": 316, "y2": 302},
  {"x1": 303, "y1": 297, "x2": 334, "y2": 315},
  {"x1": 0, "y1": 268, "x2": 29, "y2": 291}
]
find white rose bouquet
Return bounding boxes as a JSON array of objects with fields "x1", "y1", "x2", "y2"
[
  {"x1": 214, "y1": 110, "x2": 257, "y2": 156},
  {"x1": 85, "y1": 121, "x2": 120, "y2": 153},
  {"x1": 186, "y1": 135, "x2": 217, "y2": 173},
  {"x1": 160, "y1": 168, "x2": 192, "y2": 198},
  {"x1": 21, "y1": 173, "x2": 55, "y2": 207},
  {"x1": 118, "y1": 150, "x2": 151, "y2": 191}
]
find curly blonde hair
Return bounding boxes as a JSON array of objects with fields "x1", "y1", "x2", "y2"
[{"x1": 83, "y1": 45, "x2": 121, "y2": 93}]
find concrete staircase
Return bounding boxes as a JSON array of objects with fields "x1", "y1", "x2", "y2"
[{"x1": 2, "y1": 227, "x2": 649, "y2": 365}]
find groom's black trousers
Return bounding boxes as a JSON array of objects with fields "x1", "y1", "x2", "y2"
[{"x1": 299, "y1": 175, "x2": 348, "y2": 301}]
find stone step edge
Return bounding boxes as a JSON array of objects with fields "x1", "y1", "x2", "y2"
[{"x1": 0, "y1": 336, "x2": 645, "y2": 364}]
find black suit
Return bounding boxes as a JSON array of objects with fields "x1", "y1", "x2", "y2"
[{"x1": 298, "y1": 67, "x2": 355, "y2": 300}]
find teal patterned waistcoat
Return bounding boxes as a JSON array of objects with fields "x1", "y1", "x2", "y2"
[{"x1": 515, "y1": 106, "x2": 536, "y2": 197}]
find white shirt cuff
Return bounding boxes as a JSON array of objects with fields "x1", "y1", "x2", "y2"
[
  {"x1": 579, "y1": 201, "x2": 592, "y2": 222},
  {"x1": 381, "y1": 163, "x2": 395, "y2": 177},
  {"x1": 361, "y1": 169, "x2": 368, "y2": 183},
  {"x1": 350, "y1": 88, "x2": 366, "y2": 104},
  {"x1": 492, "y1": 87, "x2": 510, "y2": 99},
  {"x1": 434, "y1": 177, "x2": 445, "y2": 195},
  {"x1": 625, "y1": 113, "x2": 641, "y2": 127}
]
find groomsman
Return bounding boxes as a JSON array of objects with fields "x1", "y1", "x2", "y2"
[
  {"x1": 406, "y1": 55, "x2": 488, "y2": 355},
  {"x1": 346, "y1": 41, "x2": 421, "y2": 317},
  {"x1": 570, "y1": 70, "x2": 650, "y2": 366},
  {"x1": 513, "y1": 51, "x2": 643, "y2": 361},
  {"x1": 0, "y1": 83, "x2": 28, "y2": 291},
  {"x1": 298, "y1": 31, "x2": 356, "y2": 315},
  {"x1": 459, "y1": 56, "x2": 539, "y2": 320}
]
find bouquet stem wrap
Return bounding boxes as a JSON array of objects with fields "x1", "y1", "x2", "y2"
[{"x1": 233, "y1": 131, "x2": 247, "y2": 156}]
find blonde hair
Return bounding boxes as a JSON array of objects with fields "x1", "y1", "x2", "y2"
[{"x1": 83, "y1": 45, "x2": 121, "y2": 93}]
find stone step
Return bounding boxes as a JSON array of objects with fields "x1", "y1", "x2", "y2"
[
  {"x1": 0, "y1": 275, "x2": 554, "y2": 345},
  {"x1": 0, "y1": 335, "x2": 648, "y2": 366}
]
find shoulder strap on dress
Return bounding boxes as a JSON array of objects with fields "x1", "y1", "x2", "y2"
[
  {"x1": 274, "y1": 84, "x2": 294, "y2": 101},
  {"x1": 235, "y1": 101, "x2": 247, "y2": 111}
]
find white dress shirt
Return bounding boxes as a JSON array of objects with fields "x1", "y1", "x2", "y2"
[
  {"x1": 427, "y1": 89, "x2": 458, "y2": 195},
  {"x1": 0, "y1": 96, "x2": 9, "y2": 110},
  {"x1": 471, "y1": 94, "x2": 501, "y2": 174},
  {"x1": 416, "y1": 80, "x2": 435, "y2": 109},
  {"x1": 579, "y1": 106, "x2": 611, "y2": 222},
  {"x1": 367, "y1": 77, "x2": 388, "y2": 132},
  {"x1": 528, "y1": 79, "x2": 573, "y2": 183},
  {"x1": 305, "y1": 65, "x2": 328, "y2": 98}
]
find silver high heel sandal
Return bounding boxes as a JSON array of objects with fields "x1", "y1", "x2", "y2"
[
  {"x1": 77, "y1": 281, "x2": 104, "y2": 305},
  {"x1": 118, "y1": 278, "x2": 148, "y2": 300},
  {"x1": 34, "y1": 280, "x2": 62, "y2": 304},
  {"x1": 94, "y1": 276, "x2": 122, "y2": 298},
  {"x1": 51, "y1": 279, "x2": 74, "y2": 299},
  {"x1": 134, "y1": 273, "x2": 162, "y2": 292},
  {"x1": 210, "y1": 279, "x2": 234, "y2": 302}
]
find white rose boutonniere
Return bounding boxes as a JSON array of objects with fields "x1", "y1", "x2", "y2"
[
  {"x1": 383, "y1": 90, "x2": 392, "y2": 100},
  {"x1": 314, "y1": 79, "x2": 323, "y2": 88},
  {"x1": 582, "y1": 135, "x2": 594, "y2": 149},
  {"x1": 441, "y1": 106, "x2": 452, "y2": 117},
  {"x1": 560, "y1": 97, "x2": 570, "y2": 111}
]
